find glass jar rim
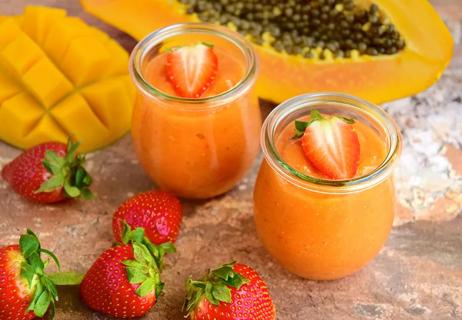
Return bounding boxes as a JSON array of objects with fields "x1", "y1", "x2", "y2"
[
  {"x1": 129, "y1": 22, "x2": 258, "y2": 106},
  {"x1": 261, "y1": 92, "x2": 402, "y2": 194}
]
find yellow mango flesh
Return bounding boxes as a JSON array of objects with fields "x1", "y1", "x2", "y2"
[{"x1": 0, "y1": 6, "x2": 134, "y2": 152}]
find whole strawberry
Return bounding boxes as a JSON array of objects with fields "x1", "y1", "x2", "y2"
[
  {"x1": 80, "y1": 227, "x2": 175, "y2": 318},
  {"x1": 1, "y1": 140, "x2": 93, "y2": 203},
  {"x1": 184, "y1": 262, "x2": 276, "y2": 320},
  {"x1": 0, "y1": 230, "x2": 60, "y2": 320},
  {"x1": 113, "y1": 191, "x2": 182, "y2": 245}
]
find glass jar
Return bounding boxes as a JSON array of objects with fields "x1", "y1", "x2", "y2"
[
  {"x1": 254, "y1": 93, "x2": 401, "y2": 280},
  {"x1": 129, "y1": 23, "x2": 260, "y2": 199}
]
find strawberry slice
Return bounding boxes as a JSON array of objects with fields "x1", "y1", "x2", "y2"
[
  {"x1": 165, "y1": 43, "x2": 218, "y2": 98},
  {"x1": 295, "y1": 110, "x2": 360, "y2": 180}
]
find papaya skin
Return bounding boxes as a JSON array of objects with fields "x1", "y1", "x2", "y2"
[{"x1": 81, "y1": 0, "x2": 454, "y2": 104}]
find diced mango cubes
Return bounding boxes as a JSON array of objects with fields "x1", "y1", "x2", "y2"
[{"x1": 0, "y1": 6, "x2": 134, "y2": 152}]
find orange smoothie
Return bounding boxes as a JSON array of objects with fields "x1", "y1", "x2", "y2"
[
  {"x1": 253, "y1": 94, "x2": 401, "y2": 280},
  {"x1": 130, "y1": 24, "x2": 260, "y2": 199}
]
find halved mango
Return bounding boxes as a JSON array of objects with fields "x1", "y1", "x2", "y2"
[
  {"x1": 81, "y1": 0, "x2": 453, "y2": 104},
  {"x1": 0, "y1": 93, "x2": 43, "y2": 147},
  {"x1": 0, "y1": 6, "x2": 134, "y2": 152}
]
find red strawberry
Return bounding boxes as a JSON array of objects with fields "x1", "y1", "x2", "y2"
[
  {"x1": 1, "y1": 140, "x2": 93, "y2": 203},
  {"x1": 80, "y1": 227, "x2": 175, "y2": 318},
  {"x1": 184, "y1": 262, "x2": 276, "y2": 320},
  {"x1": 166, "y1": 42, "x2": 218, "y2": 98},
  {"x1": 294, "y1": 110, "x2": 360, "y2": 179},
  {"x1": 0, "y1": 230, "x2": 60, "y2": 320},
  {"x1": 113, "y1": 191, "x2": 182, "y2": 245}
]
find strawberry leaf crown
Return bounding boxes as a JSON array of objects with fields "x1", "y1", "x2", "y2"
[
  {"x1": 19, "y1": 229, "x2": 60, "y2": 319},
  {"x1": 36, "y1": 139, "x2": 93, "y2": 199},
  {"x1": 183, "y1": 262, "x2": 249, "y2": 316},
  {"x1": 120, "y1": 223, "x2": 176, "y2": 297},
  {"x1": 292, "y1": 109, "x2": 355, "y2": 139}
]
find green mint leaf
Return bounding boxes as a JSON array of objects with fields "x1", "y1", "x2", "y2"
[
  {"x1": 291, "y1": 131, "x2": 305, "y2": 140},
  {"x1": 292, "y1": 121, "x2": 309, "y2": 140},
  {"x1": 136, "y1": 278, "x2": 156, "y2": 297},
  {"x1": 310, "y1": 109, "x2": 324, "y2": 121},
  {"x1": 295, "y1": 120, "x2": 309, "y2": 132},
  {"x1": 212, "y1": 283, "x2": 232, "y2": 303},
  {"x1": 341, "y1": 116, "x2": 355, "y2": 124},
  {"x1": 33, "y1": 290, "x2": 51, "y2": 317},
  {"x1": 48, "y1": 272, "x2": 84, "y2": 286},
  {"x1": 200, "y1": 41, "x2": 214, "y2": 48}
]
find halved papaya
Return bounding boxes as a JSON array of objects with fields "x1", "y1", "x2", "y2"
[{"x1": 81, "y1": 0, "x2": 453, "y2": 104}]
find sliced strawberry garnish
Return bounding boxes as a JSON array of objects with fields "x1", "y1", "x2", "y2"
[
  {"x1": 295, "y1": 110, "x2": 360, "y2": 180},
  {"x1": 165, "y1": 43, "x2": 218, "y2": 98}
]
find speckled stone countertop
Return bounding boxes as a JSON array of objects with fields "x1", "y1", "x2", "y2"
[{"x1": 0, "y1": 1, "x2": 461, "y2": 319}]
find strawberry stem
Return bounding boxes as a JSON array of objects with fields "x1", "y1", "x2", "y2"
[
  {"x1": 36, "y1": 139, "x2": 93, "y2": 200},
  {"x1": 292, "y1": 109, "x2": 355, "y2": 139},
  {"x1": 19, "y1": 229, "x2": 60, "y2": 319},
  {"x1": 120, "y1": 223, "x2": 176, "y2": 298},
  {"x1": 48, "y1": 272, "x2": 85, "y2": 286},
  {"x1": 183, "y1": 262, "x2": 249, "y2": 316}
]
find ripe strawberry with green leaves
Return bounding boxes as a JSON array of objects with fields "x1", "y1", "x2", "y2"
[
  {"x1": 293, "y1": 109, "x2": 360, "y2": 180},
  {"x1": 80, "y1": 226, "x2": 175, "y2": 318},
  {"x1": 113, "y1": 190, "x2": 183, "y2": 245},
  {"x1": 0, "y1": 230, "x2": 60, "y2": 320},
  {"x1": 1, "y1": 140, "x2": 93, "y2": 203},
  {"x1": 184, "y1": 262, "x2": 276, "y2": 320},
  {"x1": 166, "y1": 42, "x2": 218, "y2": 98}
]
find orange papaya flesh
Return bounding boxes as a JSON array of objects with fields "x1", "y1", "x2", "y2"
[
  {"x1": 0, "y1": 6, "x2": 135, "y2": 152},
  {"x1": 81, "y1": 0, "x2": 453, "y2": 104}
]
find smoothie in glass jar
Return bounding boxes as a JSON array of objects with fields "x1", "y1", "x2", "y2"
[
  {"x1": 254, "y1": 93, "x2": 401, "y2": 280},
  {"x1": 129, "y1": 23, "x2": 260, "y2": 199}
]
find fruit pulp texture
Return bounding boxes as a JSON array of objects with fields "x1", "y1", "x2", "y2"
[
  {"x1": 132, "y1": 45, "x2": 261, "y2": 199},
  {"x1": 254, "y1": 115, "x2": 395, "y2": 280}
]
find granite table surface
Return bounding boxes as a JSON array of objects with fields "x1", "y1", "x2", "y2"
[{"x1": 0, "y1": 1, "x2": 461, "y2": 319}]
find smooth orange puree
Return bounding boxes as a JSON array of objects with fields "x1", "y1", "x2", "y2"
[
  {"x1": 131, "y1": 43, "x2": 261, "y2": 199},
  {"x1": 254, "y1": 114, "x2": 395, "y2": 280}
]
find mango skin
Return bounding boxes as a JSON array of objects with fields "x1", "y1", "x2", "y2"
[
  {"x1": 80, "y1": 0, "x2": 453, "y2": 104},
  {"x1": 0, "y1": 6, "x2": 134, "y2": 152}
]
